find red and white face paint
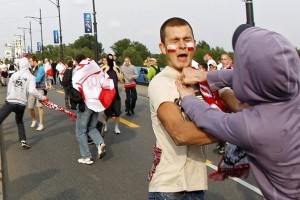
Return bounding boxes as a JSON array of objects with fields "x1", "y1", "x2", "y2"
[
  {"x1": 167, "y1": 44, "x2": 176, "y2": 53},
  {"x1": 187, "y1": 42, "x2": 195, "y2": 52}
]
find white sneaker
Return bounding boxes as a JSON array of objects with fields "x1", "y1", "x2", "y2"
[
  {"x1": 30, "y1": 120, "x2": 37, "y2": 128},
  {"x1": 98, "y1": 143, "x2": 106, "y2": 159},
  {"x1": 78, "y1": 157, "x2": 94, "y2": 165},
  {"x1": 114, "y1": 126, "x2": 121, "y2": 135},
  {"x1": 36, "y1": 124, "x2": 44, "y2": 131},
  {"x1": 103, "y1": 123, "x2": 107, "y2": 132}
]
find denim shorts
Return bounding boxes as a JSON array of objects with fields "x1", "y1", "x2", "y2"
[{"x1": 148, "y1": 191, "x2": 205, "y2": 200}]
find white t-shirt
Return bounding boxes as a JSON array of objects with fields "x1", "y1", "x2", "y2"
[{"x1": 148, "y1": 66, "x2": 207, "y2": 192}]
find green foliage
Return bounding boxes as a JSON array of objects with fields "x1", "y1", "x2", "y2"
[
  {"x1": 71, "y1": 34, "x2": 103, "y2": 54},
  {"x1": 110, "y1": 39, "x2": 131, "y2": 57},
  {"x1": 120, "y1": 47, "x2": 144, "y2": 66},
  {"x1": 110, "y1": 39, "x2": 151, "y2": 65}
]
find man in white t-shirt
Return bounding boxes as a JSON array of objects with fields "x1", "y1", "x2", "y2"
[{"x1": 147, "y1": 17, "x2": 218, "y2": 200}]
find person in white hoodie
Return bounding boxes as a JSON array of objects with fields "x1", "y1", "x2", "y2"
[{"x1": 0, "y1": 57, "x2": 48, "y2": 149}]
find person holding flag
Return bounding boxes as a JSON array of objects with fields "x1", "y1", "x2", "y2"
[
  {"x1": 0, "y1": 57, "x2": 48, "y2": 149},
  {"x1": 72, "y1": 54, "x2": 115, "y2": 165}
]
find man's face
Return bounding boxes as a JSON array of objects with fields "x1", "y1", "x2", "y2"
[
  {"x1": 29, "y1": 58, "x2": 36, "y2": 67},
  {"x1": 124, "y1": 58, "x2": 130, "y2": 66},
  {"x1": 159, "y1": 25, "x2": 195, "y2": 72},
  {"x1": 102, "y1": 58, "x2": 108, "y2": 65},
  {"x1": 221, "y1": 55, "x2": 230, "y2": 67}
]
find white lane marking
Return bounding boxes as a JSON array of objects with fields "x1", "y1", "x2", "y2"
[{"x1": 206, "y1": 162, "x2": 263, "y2": 196}]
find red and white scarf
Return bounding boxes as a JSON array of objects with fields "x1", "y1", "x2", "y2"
[{"x1": 72, "y1": 58, "x2": 116, "y2": 112}]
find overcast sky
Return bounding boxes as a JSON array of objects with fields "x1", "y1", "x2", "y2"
[{"x1": 0, "y1": 0, "x2": 299, "y2": 59}]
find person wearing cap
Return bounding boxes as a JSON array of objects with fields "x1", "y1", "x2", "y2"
[
  {"x1": 208, "y1": 60, "x2": 218, "y2": 71},
  {"x1": 203, "y1": 53, "x2": 217, "y2": 71},
  {"x1": 177, "y1": 24, "x2": 300, "y2": 199},
  {"x1": 0, "y1": 57, "x2": 48, "y2": 149},
  {"x1": 145, "y1": 58, "x2": 160, "y2": 81}
]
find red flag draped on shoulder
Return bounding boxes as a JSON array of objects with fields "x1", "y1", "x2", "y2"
[{"x1": 72, "y1": 58, "x2": 116, "y2": 112}]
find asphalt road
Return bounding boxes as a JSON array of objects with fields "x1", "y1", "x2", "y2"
[{"x1": 0, "y1": 84, "x2": 264, "y2": 200}]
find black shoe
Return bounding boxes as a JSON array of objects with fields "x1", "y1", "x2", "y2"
[
  {"x1": 126, "y1": 111, "x2": 132, "y2": 116},
  {"x1": 131, "y1": 109, "x2": 135, "y2": 115},
  {"x1": 87, "y1": 138, "x2": 94, "y2": 145},
  {"x1": 21, "y1": 140, "x2": 30, "y2": 149}
]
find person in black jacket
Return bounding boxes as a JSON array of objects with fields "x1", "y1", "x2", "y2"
[{"x1": 61, "y1": 60, "x2": 74, "y2": 109}]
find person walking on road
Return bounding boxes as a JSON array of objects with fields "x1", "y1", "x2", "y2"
[
  {"x1": 28, "y1": 56, "x2": 46, "y2": 131},
  {"x1": 0, "y1": 57, "x2": 48, "y2": 149},
  {"x1": 72, "y1": 54, "x2": 110, "y2": 165},
  {"x1": 120, "y1": 56, "x2": 138, "y2": 116},
  {"x1": 101, "y1": 54, "x2": 124, "y2": 134}
]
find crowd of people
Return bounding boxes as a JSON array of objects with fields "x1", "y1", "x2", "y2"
[{"x1": 0, "y1": 16, "x2": 300, "y2": 200}]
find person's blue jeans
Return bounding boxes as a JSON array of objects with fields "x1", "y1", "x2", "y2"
[
  {"x1": 0, "y1": 101, "x2": 26, "y2": 142},
  {"x1": 75, "y1": 104, "x2": 104, "y2": 158},
  {"x1": 148, "y1": 191, "x2": 205, "y2": 200}
]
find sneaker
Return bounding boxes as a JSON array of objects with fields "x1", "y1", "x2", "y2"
[
  {"x1": 114, "y1": 127, "x2": 121, "y2": 135},
  {"x1": 78, "y1": 157, "x2": 94, "y2": 165},
  {"x1": 126, "y1": 111, "x2": 132, "y2": 116},
  {"x1": 98, "y1": 143, "x2": 106, "y2": 159},
  {"x1": 131, "y1": 109, "x2": 135, "y2": 115},
  {"x1": 20, "y1": 140, "x2": 30, "y2": 149},
  {"x1": 36, "y1": 124, "x2": 44, "y2": 131},
  {"x1": 30, "y1": 120, "x2": 37, "y2": 128},
  {"x1": 218, "y1": 147, "x2": 225, "y2": 154},
  {"x1": 103, "y1": 123, "x2": 107, "y2": 132}
]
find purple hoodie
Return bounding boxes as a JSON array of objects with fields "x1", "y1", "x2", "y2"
[{"x1": 181, "y1": 26, "x2": 300, "y2": 199}]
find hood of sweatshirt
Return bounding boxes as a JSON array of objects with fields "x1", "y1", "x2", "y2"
[
  {"x1": 232, "y1": 26, "x2": 300, "y2": 106},
  {"x1": 18, "y1": 57, "x2": 30, "y2": 71}
]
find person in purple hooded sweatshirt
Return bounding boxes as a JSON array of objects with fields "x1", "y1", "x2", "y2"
[{"x1": 176, "y1": 24, "x2": 300, "y2": 200}]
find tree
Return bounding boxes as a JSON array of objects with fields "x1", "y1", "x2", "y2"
[
  {"x1": 111, "y1": 39, "x2": 151, "y2": 65},
  {"x1": 120, "y1": 47, "x2": 144, "y2": 66},
  {"x1": 71, "y1": 34, "x2": 103, "y2": 55},
  {"x1": 110, "y1": 38, "x2": 131, "y2": 57}
]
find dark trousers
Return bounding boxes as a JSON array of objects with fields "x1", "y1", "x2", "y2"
[
  {"x1": 0, "y1": 102, "x2": 26, "y2": 142},
  {"x1": 125, "y1": 87, "x2": 137, "y2": 112}
]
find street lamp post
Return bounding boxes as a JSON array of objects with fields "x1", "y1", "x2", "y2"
[
  {"x1": 49, "y1": 0, "x2": 64, "y2": 61},
  {"x1": 244, "y1": 0, "x2": 255, "y2": 26},
  {"x1": 25, "y1": 8, "x2": 44, "y2": 60},
  {"x1": 18, "y1": 22, "x2": 32, "y2": 53},
  {"x1": 92, "y1": 0, "x2": 99, "y2": 62}
]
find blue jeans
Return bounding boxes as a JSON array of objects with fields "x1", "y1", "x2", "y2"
[
  {"x1": 75, "y1": 104, "x2": 104, "y2": 158},
  {"x1": 0, "y1": 101, "x2": 26, "y2": 142},
  {"x1": 148, "y1": 191, "x2": 205, "y2": 200}
]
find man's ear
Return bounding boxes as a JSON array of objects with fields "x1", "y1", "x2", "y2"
[{"x1": 159, "y1": 43, "x2": 166, "y2": 55}]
